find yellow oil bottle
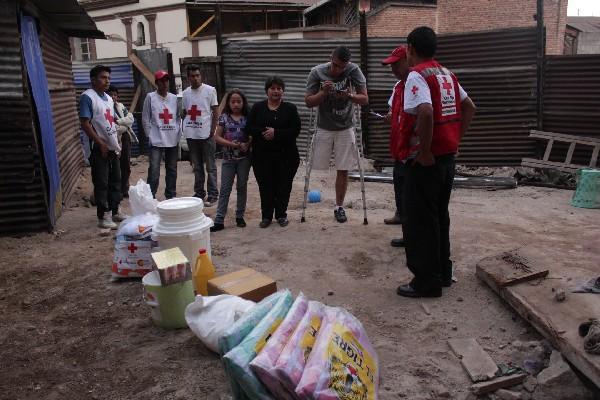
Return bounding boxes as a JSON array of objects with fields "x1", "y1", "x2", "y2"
[{"x1": 193, "y1": 248, "x2": 215, "y2": 296}]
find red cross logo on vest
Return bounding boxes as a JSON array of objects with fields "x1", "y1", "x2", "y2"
[
  {"x1": 159, "y1": 107, "x2": 173, "y2": 124},
  {"x1": 187, "y1": 105, "x2": 201, "y2": 121},
  {"x1": 127, "y1": 243, "x2": 138, "y2": 254},
  {"x1": 104, "y1": 109, "x2": 114, "y2": 126},
  {"x1": 411, "y1": 86, "x2": 419, "y2": 95},
  {"x1": 441, "y1": 76, "x2": 453, "y2": 96}
]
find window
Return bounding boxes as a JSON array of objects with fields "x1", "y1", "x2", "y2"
[
  {"x1": 80, "y1": 37, "x2": 91, "y2": 61},
  {"x1": 137, "y1": 22, "x2": 146, "y2": 46}
]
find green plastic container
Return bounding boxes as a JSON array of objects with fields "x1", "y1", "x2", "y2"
[
  {"x1": 571, "y1": 169, "x2": 600, "y2": 209},
  {"x1": 142, "y1": 270, "x2": 195, "y2": 329}
]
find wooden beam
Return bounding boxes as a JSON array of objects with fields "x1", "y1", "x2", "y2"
[
  {"x1": 542, "y1": 139, "x2": 553, "y2": 161},
  {"x1": 128, "y1": 52, "x2": 157, "y2": 89},
  {"x1": 129, "y1": 86, "x2": 142, "y2": 113},
  {"x1": 590, "y1": 145, "x2": 599, "y2": 167},
  {"x1": 190, "y1": 14, "x2": 215, "y2": 37},
  {"x1": 565, "y1": 142, "x2": 576, "y2": 164},
  {"x1": 470, "y1": 374, "x2": 527, "y2": 396}
]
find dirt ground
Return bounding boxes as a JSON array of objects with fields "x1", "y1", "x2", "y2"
[{"x1": 1, "y1": 157, "x2": 599, "y2": 400}]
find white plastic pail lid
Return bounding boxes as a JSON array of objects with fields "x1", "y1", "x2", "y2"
[{"x1": 152, "y1": 197, "x2": 213, "y2": 237}]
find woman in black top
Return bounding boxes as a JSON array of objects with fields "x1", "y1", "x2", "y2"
[{"x1": 247, "y1": 76, "x2": 301, "y2": 228}]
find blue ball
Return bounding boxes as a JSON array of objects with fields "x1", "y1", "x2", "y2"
[{"x1": 308, "y1": 190, "x2": 321, "y2": 203}]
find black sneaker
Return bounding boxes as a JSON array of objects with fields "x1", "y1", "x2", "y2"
[
  {"x1": 277, "y1": 217, "x2": 289, "y2": 227},
  {"x1": 236, "y1": 218, "x2": 246, "y2": 228},
  {"x1": 334, "y1": 207, "x2": 347, "y2": 223},
  {"x1": 210, "y1": 223, "x2": 224, "y2": 232},
  {"x1": 259, "y1": 219, "x2": 271, "y2": 228}
]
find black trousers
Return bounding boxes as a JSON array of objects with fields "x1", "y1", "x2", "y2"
[
  {"x1": 402, "y1": 155, "x2": 455, "y2": 291},
  {"x1": 90, "y1": 146, "x2": 121, "y2": 219},
  {"x1": 120, "y1": 133, "x2": 131, "y2": 197},
  {"x1": 252, "y1": 152, "x2": 299, "y2": 221},
  {"x1": 393, "y1": 159, "x2": 406, "y2": 220}
]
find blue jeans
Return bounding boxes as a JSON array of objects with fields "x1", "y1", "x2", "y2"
[
  {"x1": 187, "y1": 137, "x2": 218, "y2": 200},
  {"x1": 147, "y1": 146, "x2": 178, "y2": 199},
  {"x1": 215, "y1": 157, "x2": 251, "y2": 224}
]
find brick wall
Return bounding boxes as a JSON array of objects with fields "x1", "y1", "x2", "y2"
[{"x1": 350, "y1": 0, "x2": 567, "y2": 54}]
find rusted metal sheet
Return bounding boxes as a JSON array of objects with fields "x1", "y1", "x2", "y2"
[
  {"x1": 0, "y1": 0, "x2": 49, "y2": 235},
  {"x1": 543, "y1": 54, "x2": 600, "y2": 166},
  {"x1": 367, "y1": 28, "x2": 539, "y2": 166},
  {"x1": 223, "y1": 39, "x2": 360, "y2": 156},
  {"x1": 223, "y1": 28, "x2": 538, "y2": 166},
  {"x1": 40, "y1": 19, "x2": 84, "y2": 204}
]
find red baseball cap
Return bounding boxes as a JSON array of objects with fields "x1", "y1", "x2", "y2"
[
  {"x1": 381, "y1": 46, "x2": 407, "y2": 65},
  {"x1": 154, "y1": 70, "x2": 170, "y2": 81}
]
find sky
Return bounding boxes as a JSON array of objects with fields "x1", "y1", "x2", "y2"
[{"x1": 567, "y1": 0, "x2": 600, "y2": 16}]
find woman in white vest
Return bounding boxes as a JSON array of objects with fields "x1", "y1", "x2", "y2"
[
  {"x1": 142, "y1": 70, "x2": 180, "y2": 199},
  {"x1": 79, "y1": 64, "x2": 124, "y2": 229},
  {"x1": 182, "y1": 64, "x2": 219, "y2": 205}
]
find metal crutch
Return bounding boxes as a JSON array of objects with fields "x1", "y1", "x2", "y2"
[
  {"x1": 352, "y1": 102, "x2": 368, "y2": 225},
  {"x1": 301, "y1": 107, "x2": 318, "y2": 223}
]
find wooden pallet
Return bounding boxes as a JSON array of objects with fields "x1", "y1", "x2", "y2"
[{"x1": 522, "y1": 130, "x2": 600, "y2": 173}]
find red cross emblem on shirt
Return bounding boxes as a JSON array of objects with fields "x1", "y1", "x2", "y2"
[
  {"x1": 127, "y1": 243, "x2": 138, "y2": 254},
  {"x1": 104, "y1": 109, "x2": 114, "y2": 126},
  {"x1": 441, "y1": 76, "x2": 453, "y2": 96},
  {"x1": 159, "y1": 107, "x2": 173, "y2": 124},
  {"x1": 411, "y1": 85, "x2": 419, "y2": 95},
  {"x1": 187, "y1": 105, "x2": 201, "y2": 121}
]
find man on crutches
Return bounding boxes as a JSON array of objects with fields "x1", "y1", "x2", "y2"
[{"x1": 304, "y1": 46, "x2": 369, "y2": 223}]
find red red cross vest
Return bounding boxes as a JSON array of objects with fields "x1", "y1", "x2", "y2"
[
  {"x1": 395, "y1": 60, "x2": 462, "y2": 160},
  {"x1": 389, "y1": 81, "x2": 405, "y2": 160}
]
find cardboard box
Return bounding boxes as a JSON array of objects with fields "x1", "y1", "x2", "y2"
[
  {"x1": 207, "y1": 268, "x2": 277, "y2": 302},
  {"x1": 151, "y1": 247, "x2": 191, "y2": 286}
]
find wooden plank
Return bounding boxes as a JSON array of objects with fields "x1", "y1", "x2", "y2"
[
  {"x1": 476, "y1": 249, "x2": 600, "y2": 388},
  {"x1": 470, "y1": 373, "x2": 527, "y2": 395},
  {"x1": 529, "y1": 130, "x2": 600, "y2": 145},
  {"x1": 129, "y1": 85, "x2": 142, "y2": 113},
  {"x1": 542, "y1": 138, "x2": 554, "y2": 161},
  {"x1": 475, "y1": 252, "x2": 549, "y2": 287},
  {"x1": 565, "y1": 142, "x2": 576, "y2": 164},
  {"x1": 521, "y1": 158, "x2": 581, "y2": 173},
  {"x1": 448, "y1": 338, "x2": 499, "y2": 382},
  {"x1": 128, "y1": 53, "x2": 157, "y2": 89},
  {"x1": 590, "y1": 145, "x2": 599, "y2": 167},
  {"x1": 190, "y1": 14, "x2": 215, "y2": 38}
]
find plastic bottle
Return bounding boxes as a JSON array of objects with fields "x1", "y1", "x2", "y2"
[{"x1": 193, "y1": 248, "x2": 216, "y2": 296}]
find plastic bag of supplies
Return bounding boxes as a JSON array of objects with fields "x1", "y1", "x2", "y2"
[
  {"x1": 295, "y1": 307, "x2": 379, "y2": 400},
  {"x1": 249, "y1": 293, "x2": 309, "y2": 399}
]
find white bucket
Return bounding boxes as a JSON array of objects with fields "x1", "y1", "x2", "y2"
[{"x1": 151, "y1": 197, "x2": 213, "y2": 264}]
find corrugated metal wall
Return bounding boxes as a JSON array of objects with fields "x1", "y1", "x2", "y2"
[
  {"x1": 40, "y1": 19, "x2": 83, "y2": 204},
  {"x1": 223, "y1": 39, "x2": 360, "y2": 155},
  {"x1": 223, "y1": 27, "x2": 539, "y2": 166},
  {"x1": 0, "y1": 0, "x2": 49, "y2": 234},
  {"x1": 542, "y1": 54, "x2": 600, "y2": 166}
]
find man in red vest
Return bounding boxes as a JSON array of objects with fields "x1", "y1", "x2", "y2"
[
  {"x1": 396, "y1": 27, "x2": 476, "y2": 298},
  {"x1": 381, "y1": 46, "x2": 410, "y2": 247}
]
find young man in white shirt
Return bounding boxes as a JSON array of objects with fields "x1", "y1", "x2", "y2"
[
  {"x1": 182, "y1": 65, "x2": 219, "y2": 205},
  {"x1": 79, "y1": 65, "x2": 123, "y2": 229},
  {"x1": 142, "y1": 70, "x2": 180, "y2": 199}
]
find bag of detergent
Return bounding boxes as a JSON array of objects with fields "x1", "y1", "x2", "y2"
[
  {"x1": 295, "y1": 307, "x2": 379, "y2": 400},
  {"x1": 250, "y1": 293, "x2": 309, "y2": 399},
  {"x1": 273, "y1": 301, "x2": 326, "y2": 396},
  {"x1": 219, "y1": 290, "x2": 288, "y2": 399},
  {"x1": 223, "y1": 289, "x2": 293, "y2": 400}
]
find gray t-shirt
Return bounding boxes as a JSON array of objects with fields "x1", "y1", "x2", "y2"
[{"x1": 306, "y1": 62, "x2": 367, "y2": 131}]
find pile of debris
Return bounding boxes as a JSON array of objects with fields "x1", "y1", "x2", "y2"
[{"x1": 455, "y1": 165, "x2": 577, "y2": 189}]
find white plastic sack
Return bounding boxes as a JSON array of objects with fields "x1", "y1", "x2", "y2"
[
  {"x1": 129, "y1": 179, "x2": 158, "y2": 216},
  {"x1": 185, "y1": 295, "x2": 256, "y2": 353},
  {"x1": 116, "y1": 213, "x2": 159, "y2": 238}
]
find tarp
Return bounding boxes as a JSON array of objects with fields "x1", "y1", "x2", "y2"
[{"x1": 20, "y1": 14, "x2": 62, "y2": 226}]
